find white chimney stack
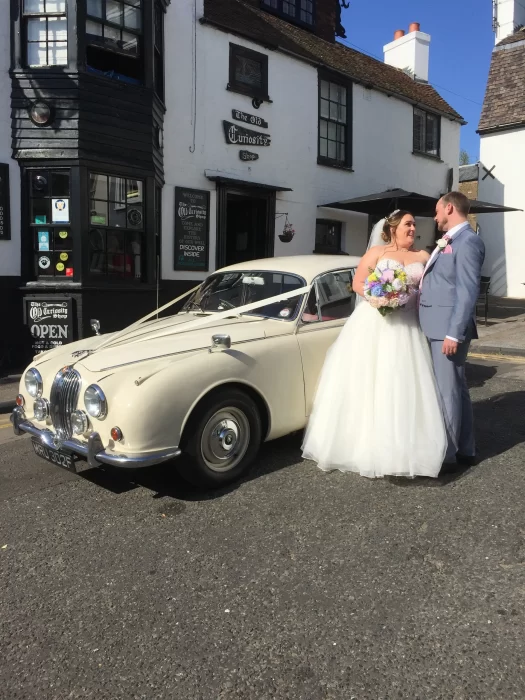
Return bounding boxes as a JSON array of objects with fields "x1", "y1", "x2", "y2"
[
  {"x1": 383, "y1": 22, "x2": 431, "y2": 83},
  {"x1": 494, "y1": 0, "x2": 525, "y2": 43}
]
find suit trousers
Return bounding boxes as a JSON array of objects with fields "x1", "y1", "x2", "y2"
[{"x1": 429, "y1": 339, "x2": 475, "y2": 461}]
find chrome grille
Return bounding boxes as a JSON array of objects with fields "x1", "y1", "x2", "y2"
[{"x1": 50, "y1": 367, "x2": 81, "y2": 438}]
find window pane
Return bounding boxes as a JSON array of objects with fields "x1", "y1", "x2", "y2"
[
  {"x1": 338, "y1": 104, "x2": 346, "y2": 122},
  {"x1": 124, "y1": 5, "x2": 141, "y2": 30},
  {"x1": 126, "y1": 179, "x2": 143, "y2": 202},
  {"x1": 27, "y1": 17, "x2": 47, "y2": 42},
  {"x1": 127, "y1": 232, "x2": 142, "y2": 279},
  {"x1": 90, "y1": 173, "x2": 107, "y2": 200},
  {"x1": 319, "y1": 119, "x2": 327, "y2": 138},
  {"x1": 87, "y1": 0, "x2": 103, "y2": 17},
  {"x1": 235, "y1": 55, "x2": 262, "y2": 88},
  {"x1": 413, "y1": 109, "x2": 425, "y2": 152},
  {"x1": 51, "y1": 171, "x2": 70, "y2": 197},
  {"x1": 90, "y1": 200, "x2": 108, "y2": 225},
  {"x1": 86, "y1": 19, "x2": 103, "y2": 35},
  {"x1": 31, "y1": 198, "x2": 49, "y2": 224},
  {"x1": 25, "y1": 0, "x2": 45, "y2": 12},
  {"x1": 426, "y1": 114, "x2": 439, "y2": 155},
  {"x1": 106, "y1": 0, "x2": 123, "y2": 25},
  {"x1": 320, "y1": 98, "x2": 329, "y2": 119},
  {"x1": 109, "y1": 176, "x2": 126, "y2": 202},
  {"x1": 103, "y1": 25, "x2": 120, "y2": 41},
  {"x1": 47, "y1": 16, "x2": 67, "y2": 41},
  {"x1": 319, "y1": 138, "x2": 327, "y2": 158},
  {"x1": 328, "y1": 122, "x2": 337, "y2": 140},
  {"x1": 328, "y1": 140, "x2": 337, "y2": 160},
  {"x1": 339, "y1": 142, "x2": 346, "y2": 162},
  {"x1": 48, "y1": 42, "x2": 67, "y2": 65},
  {"x1": 329, "y1": 101, "x2": 339, "y2": 120},
  {"x1": 28, "y1": 42, "x2": 47, "y2": 66},
  {"x1": 89, "y1": 229, "x2": 106, "y2": 274},
  {"x1": 124, "y1": 0, "x2": 141, "y2": 6},
  {"x1": 109, "y1": 203, "x2": 127, "y2": 228},
  {"x1": 283, "y1": 0, "x2": 296, "y2": 16},
  {"x1": 320, "y1": 80, "x2": 329, "y2": 99},
  {"x1": 121, "y1": 31, "x2": 138, "y2": 54},
  {"x1": 46, "y1": 0, "x2": 66, "y2": 11},
  {"x1": 107, "y1": 232, "x2": 128, "y2": 275}
]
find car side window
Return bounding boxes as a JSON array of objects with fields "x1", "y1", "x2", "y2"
[{"x1": 302, "y1": 269, "x2": 355, "y2": 323}]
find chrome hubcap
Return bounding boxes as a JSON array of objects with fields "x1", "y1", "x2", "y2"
[{"x1": 201, "y1": 408, "x2": 250, "y2": 472}]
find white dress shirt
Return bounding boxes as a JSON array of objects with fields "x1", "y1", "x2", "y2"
[{"x1": 423, "y1": 221, "x2": 470, "y2": 343}]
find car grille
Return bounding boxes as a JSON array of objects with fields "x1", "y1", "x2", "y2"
[{"x1": 50, "y1": 367, "x2": 81, "y2": 438}]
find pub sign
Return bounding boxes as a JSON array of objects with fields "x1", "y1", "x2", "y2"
[
  {"x1": 24, "y1": 297, "x2": 74, "y2": 355},
  {"x1": 174, "y1": 187, "x2": 210, "y2": 272}
]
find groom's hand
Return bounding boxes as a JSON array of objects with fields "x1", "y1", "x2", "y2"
[{"x1": 442, "y1": 338, "x2": 458, "y2": 356}]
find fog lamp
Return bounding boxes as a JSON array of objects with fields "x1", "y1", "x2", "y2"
[
  {"x1": 33, "y1": 398, "x2": 50, "y2": 421},
  {"x1": 71, "y1": 410, "x2": 89, "y2": 435}
]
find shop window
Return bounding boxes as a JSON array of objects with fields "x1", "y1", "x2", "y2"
[
  {"x1": 314, "y1": 220, "x2": 342, "y2": 254},
  {"x1": 261, "y1": 0, "x2": 314, "y2": 27},
  {"x1": 23, "y1": 0, "x2": 68, "y2": 68},
  {"x1": 318, "y1": 74, "x2": 352, "y2": 168},
  {"x1": 30, "y1": 169, "x2": 73, "y2": 278},
  {"x1": 228, "y1": 44, "x2": 269, "y2": 101},
  {"x1": 413, "y1": 108, "x2": 440, "y2": 158},
  {"x1": 88, "y1": 173, "x2": 144, "y2": 280},
  {"x1": 86, "y1": 0, "x2": 143, "y2": 83}
]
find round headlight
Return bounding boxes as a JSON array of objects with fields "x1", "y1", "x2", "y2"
[
  {"x1": 71, "y1": 410, "x2": 89, "y2": 435},
  {"x1": 84, "y1": 384, "x2": 107, "y2": 419},
  {"x1": 33, "y1": 398, "x2": 50, "y2": 421},
  {"x1": 25, "y1": 369, "x2": 43, "y2": 398}
]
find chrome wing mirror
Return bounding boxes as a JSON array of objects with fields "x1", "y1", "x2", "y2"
[{"x1": 90, "y1": 319, "x2": 101, "y2": 336}]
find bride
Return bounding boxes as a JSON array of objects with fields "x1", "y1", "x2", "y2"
[{"x1": 302, "y1": 210, "x2": 447, "y2": 478}]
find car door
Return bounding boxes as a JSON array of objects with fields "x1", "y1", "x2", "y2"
[{"x1": 296, "y1": 268, "x2": 355, "y2": 416}]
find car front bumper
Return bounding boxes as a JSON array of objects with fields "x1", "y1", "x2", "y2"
[{"x1": 11, "y1": 406, "x2": 181, "y2": 469}]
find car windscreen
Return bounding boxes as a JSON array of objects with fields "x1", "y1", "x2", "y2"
[{"x1": 183, "y1": 271, "x2": 306, "y2": 320}]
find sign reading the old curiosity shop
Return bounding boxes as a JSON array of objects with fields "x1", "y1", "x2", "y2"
[
  {"x1": 24, "y1": 298, "x2": 74, "y2": 354},
  {"x1": 0, "y1": 164, "x2": 11, "y2": 240},
  {"x1": 174, "y1": 187, "x2": 210, "y2": 272},
  {"x1": 231, "y1": 109, "x2": 268, "y2": 129},
  {"x1": 223, "y1": 121, "x2": 271, "y2": 147}
]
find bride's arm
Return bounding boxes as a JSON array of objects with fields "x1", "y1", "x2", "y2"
[{"x1": 352, "y1": 248, "x2": 380, "y2": 297}]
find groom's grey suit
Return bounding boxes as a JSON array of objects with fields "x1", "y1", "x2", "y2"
[{"x1": 419, "y1": 223, "x2": 485, "y2": 461}]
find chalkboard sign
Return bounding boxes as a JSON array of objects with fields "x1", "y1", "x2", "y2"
[
  {"x1": 24, "y1": 297, "x2": 74, "y2": 355},
  {"x1": 0, "y1": 164, "x2": 11, "y2": 241},
  {"x1": 174, "y1": 187, "x2": 210, "y2": 272}
]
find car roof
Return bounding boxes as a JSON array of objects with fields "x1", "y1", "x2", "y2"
[{"x1": 218, "y1": 255, "x2": 361, "y2": 282}]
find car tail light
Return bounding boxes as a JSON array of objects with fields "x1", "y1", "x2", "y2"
[
  {"x1": 111, "y1": 427, "x2": 123, "y2": 442},
  {"x1": 16, "y1": 394, "x2": 25, "y2": 407}
]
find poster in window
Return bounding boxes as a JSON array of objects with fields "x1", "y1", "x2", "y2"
[
  {"x1": 52, "y1": 198, "x2": 70, "y2": 223},
  {"x1": 24, "y1": 297, "x2": 74, "y2": 355},
  {"x1": 174, "y1": 187, "x2": 210, "y2": 272}
]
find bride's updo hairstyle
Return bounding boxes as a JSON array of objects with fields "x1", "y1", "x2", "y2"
[{"x1": 382, "y1": 210, "x2": 412, "y2": 243}]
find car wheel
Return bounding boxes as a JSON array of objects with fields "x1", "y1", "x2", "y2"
[{"x1": 178, "y1": 389, "x2": 262, "y2": 488}]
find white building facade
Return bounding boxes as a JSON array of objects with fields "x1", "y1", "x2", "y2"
[{"x1": 478, "y1": 0, "x2": 525, "y2": 298}]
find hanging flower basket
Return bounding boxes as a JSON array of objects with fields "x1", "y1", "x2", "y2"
[{"x1": 279, "y1": 218, "x2": 295, "y2": 243}]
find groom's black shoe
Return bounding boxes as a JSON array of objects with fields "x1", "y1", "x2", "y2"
[{"x1": 456, "y1": 453, "x2": 477, "y2": 467}]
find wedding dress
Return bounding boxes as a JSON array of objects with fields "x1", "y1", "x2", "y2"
[{"x1": 301, "y1": 259, "x2": 447, "y2": 478}]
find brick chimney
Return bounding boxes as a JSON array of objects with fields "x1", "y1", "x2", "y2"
[{"x1": 383, "y1": 22, "x2": 431, "y2": 83}]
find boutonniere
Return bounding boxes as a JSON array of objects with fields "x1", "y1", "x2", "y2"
[{"x1": 436, "y1": 234, "x2": 451, "y2": 251}]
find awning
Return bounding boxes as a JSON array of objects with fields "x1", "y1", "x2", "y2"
[
  {"x1": 204, "y1": 170, "x2": 292, "y2": 191},
  {"x1": 320, "y1": 188, "x2": 521, "y2": 217}
]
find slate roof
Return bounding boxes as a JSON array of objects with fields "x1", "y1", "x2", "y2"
[
  {"x1": 202, "y1": 0, "x2": 464, "y2": 122},
  {"x1": 479, "y1": 29, "x2": 525, "y2": 132},
  {"x1": 459, "y1": 163, "x2": 479, "y2": 182}
]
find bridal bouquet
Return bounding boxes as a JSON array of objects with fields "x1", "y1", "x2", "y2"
[{"x1": 364, "y1": 262, "x2": 411, "y2": 317}]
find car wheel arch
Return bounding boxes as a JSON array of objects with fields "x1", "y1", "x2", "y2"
[{"x1": 179, "y1": 381, "x2": 271, "y2": 446}]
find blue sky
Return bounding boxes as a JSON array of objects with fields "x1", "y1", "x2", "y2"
[{"x1": 339, "y1": 0, "x2": 495, "y2": 162}]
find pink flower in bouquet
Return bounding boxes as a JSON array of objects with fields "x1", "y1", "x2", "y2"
[{"x1": 381, "y1": 269, "x2": 395, "y2": 283}]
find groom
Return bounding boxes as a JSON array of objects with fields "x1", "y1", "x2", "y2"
[{"x1": 419, "y1": 191, "x2": 485, "y2": 470}]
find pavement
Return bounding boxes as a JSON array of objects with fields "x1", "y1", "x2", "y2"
[
  {"x1": 470, "y1": 295, "x2": 525, "y2": 358},
  {"x1": 1, "y1": 355, "x2": 525, "y2": 699}
]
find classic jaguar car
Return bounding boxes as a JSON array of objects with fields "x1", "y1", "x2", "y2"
[{"x1": 12, "y1": 255, "x2": 360, "y2": 487}]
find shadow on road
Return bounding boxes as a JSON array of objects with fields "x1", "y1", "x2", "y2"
[
  {"x1": 466, "y1": 361, "x2": 497, "y2": 388},
  {"x1": 77, "y1": 432, "x2": 304, "y2": 501}
]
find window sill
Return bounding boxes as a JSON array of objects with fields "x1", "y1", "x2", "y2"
[
  {"x1": 226, "y1": 84, "x2": 272, "y2": 103},
  {"x1": 412, "y1": 151, "x2": 443, "y2": 163},
  {"x1": 317, "y1": 158, "x2": 353, "y2": 172}
]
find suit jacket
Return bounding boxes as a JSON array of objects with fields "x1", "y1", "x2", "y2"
[{"x1": 419, "y1": 226, "x2": 485, "y2": 342}]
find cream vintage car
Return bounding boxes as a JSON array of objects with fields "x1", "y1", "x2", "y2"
[{"x1": 12, "y1": 255, "x2": 360, "y2": 487}]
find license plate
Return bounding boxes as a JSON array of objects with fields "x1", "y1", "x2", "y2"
[{"x1": 31, "y1": 438, "x2": 76, "y2": 473}]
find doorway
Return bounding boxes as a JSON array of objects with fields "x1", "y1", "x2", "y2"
[{"x1": 217, "y1": 186, "x2": 275, "y2": 268}]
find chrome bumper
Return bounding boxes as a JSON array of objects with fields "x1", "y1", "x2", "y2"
[{"x1": 11, "y1": 406, "x2": 181, "y2": 469}]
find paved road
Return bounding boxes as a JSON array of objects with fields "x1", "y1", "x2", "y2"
[{"x1": 1, "y1": 357, "x2": 525, "y2": 699}]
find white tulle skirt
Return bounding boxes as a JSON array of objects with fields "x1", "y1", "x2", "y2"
[{"x1": 301, "y1": 298, "x2": 447, "y2": 478}]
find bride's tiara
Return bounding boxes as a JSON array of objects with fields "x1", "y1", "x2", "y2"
[{"x1": 386, "y1": 209, "x2": 401, "y2": 222}]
